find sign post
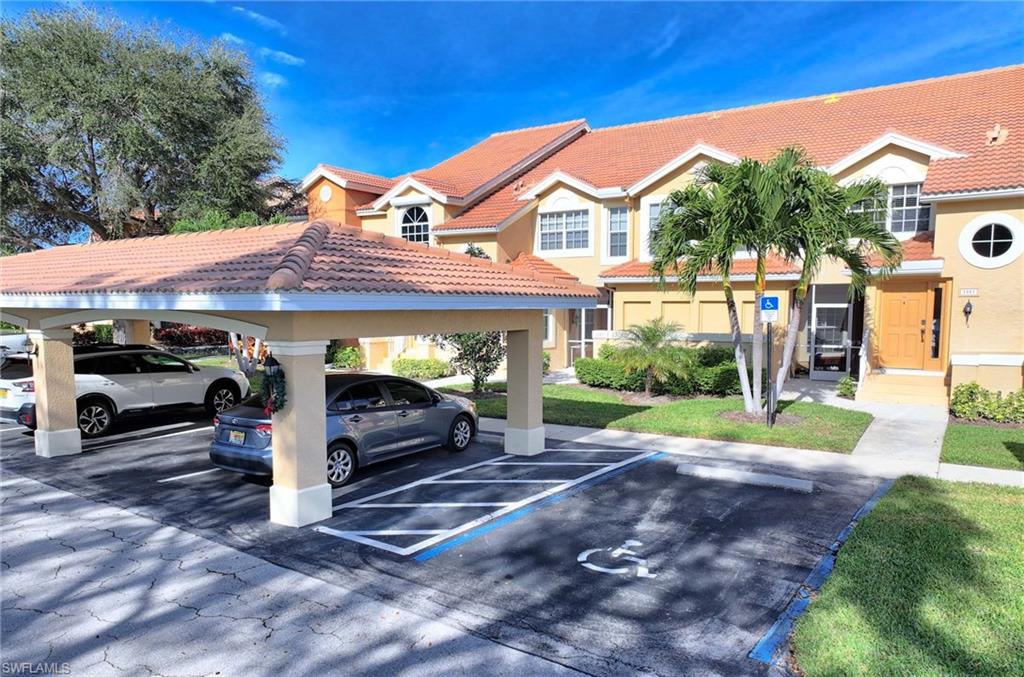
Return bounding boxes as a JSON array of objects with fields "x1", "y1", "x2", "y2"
[{"x1": 760, "y1": 296, "x2": 780, "y2": 428}]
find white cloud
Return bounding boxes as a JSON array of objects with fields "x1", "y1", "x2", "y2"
[
  {"x1": 649, "y1": 18, "x2": 681, "y2": 60},
  {"x1": 220, "y1": 32, "x2": 246, "y2": 45},
  {"x1": 258, "y1": 71, "x2": 287, "y2": 89},
  {"x1": 259, "y1": 47, "x2": 305, "y2": 67},
  {"x1": 231, "y1": 6, "x2": 286, "y2": 34}
]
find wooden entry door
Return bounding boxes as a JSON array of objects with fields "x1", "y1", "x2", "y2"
[{"x1": 879, "y1": 282, "x2": 930, "y2": 369}]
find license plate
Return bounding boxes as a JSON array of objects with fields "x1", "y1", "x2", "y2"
[
  {"x1": 228, "y1": 430, "x2": 246, "y2": 445},
  {"x1": 0, "y1": 389, "x2": 7, "y2": 399}
]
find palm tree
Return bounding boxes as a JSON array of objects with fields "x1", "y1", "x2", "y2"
[
  {"x1": 650, "y1": 147, "x2": 902, "y2": 415},
  {"x1": 771, "y1": 169, "x2": 902, "y2": 399},
  {"x1": 615, "y1": 318, "x2": 689, "y2": 398}
]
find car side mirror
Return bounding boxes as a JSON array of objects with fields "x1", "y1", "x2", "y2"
[{"x1": 431, "y1": 391, "x2": 443, "y2": 404}]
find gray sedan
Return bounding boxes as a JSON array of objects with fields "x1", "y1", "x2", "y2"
[{"x1": 209, "y1": 373, "x2": 478, "y2": 487}]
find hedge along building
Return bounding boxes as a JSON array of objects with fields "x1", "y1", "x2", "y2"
[
  {"x1": 299, "y1": 66, "x2": 1024, "y2": 404},
  {"x1": 0, "y1": 221, "x2": 597, "y2": 526}
]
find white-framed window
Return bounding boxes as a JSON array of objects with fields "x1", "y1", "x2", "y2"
[
  {"x1": 536, "y1": 209, "x2": 592, "y2": 256},
  {"x1": 851, "y1": 183, "x2": 930, "y2": 237},
  {"x1": 399, "y1": 205, "x2": 430, "y2": 243},
  {"x1": 957, "y1": 212, "x2": 1024, "y2": 269},
  {"x1": 543, "y1": 309, "x2": 554, "y2": 345},
  {"x1": 638, "y1": 195, "x2": 667, "y2": 262},
  {"x1": 604, "y1": 206, "x2": 629, "y2": 263}
]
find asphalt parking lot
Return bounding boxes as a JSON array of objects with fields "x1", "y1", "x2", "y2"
[{"x1": 0, "y1": 412, "x2": 884, "y2": 676}]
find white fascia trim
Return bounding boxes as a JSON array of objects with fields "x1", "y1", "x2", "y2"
[
  {"x1": 517, "y1": 171, "x2": 625, "y2": 202},
  {"x1": 389, "y1": 193, "x2": 433, "y2": 208},
  {"x1": 922, "y1": 187, "x2": 1024, "y2": 202},
  {"x1": 950, "y1": 353, "x2": 1024, "y2": 367},
  {"x1": 600, "y1": 273, "x2": 800, "y2": 284},
  {"x1": 462, "y1": 122, "x2": 590, "y2": 206},
  {"x1": 626, "y1": 144, "x2": 740, "y2": 196},
  {"x1": 2, "y1": 292, "x2": 595, "y2": 312},
  {"x1": 298, "y1": 165, "x2": 388, "y2": 195},
  {"x1": 845, "y1": 259, "x2": 944, "y2": 276},
  {"x1": 371, "y1": 177, "x2": 460, "y2": 211},
  {"x1": 37, "y1": 309, "x2": 268, "y2": 338},
  {"x1": 433, "y1": 226, "x2": 500, "y2": 237},
  {"x1": 356, "y1": 208, "x2": 385, "y2": 216},
  {"x1": 266, "y1": 340, "x2": 330, "y2": 356},
  {"x1": 826, "y1": 132, "x2": 965, "y2": 176}
]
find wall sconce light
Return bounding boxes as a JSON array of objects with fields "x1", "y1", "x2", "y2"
[
  {"x1": 262, "y1": 354, "x2": 281, "y2": 376},
  {"x1": 963, "y1": 300, "x2": 973, "y2": 327}
]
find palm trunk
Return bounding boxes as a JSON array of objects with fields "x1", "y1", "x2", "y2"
[
  {"x1": 750, "y1": 255, "x2": 766, "y2": 413},
  {"x1": 775, "y1": 286, "x2": 808, "y2": 400},
  {"x1": 723, "y1": 278, "x2": 756, "y2": 413},
  {"x1": 112, "y1": 320, "x2": 128, "y2": 345},
  {"x1": 645, "y1": 368, "x2": 653, "y2": 398}
]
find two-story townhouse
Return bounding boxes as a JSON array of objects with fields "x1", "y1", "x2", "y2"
[{"x1": 299, "y1": 65, "x2": 1024, "y2": 404}]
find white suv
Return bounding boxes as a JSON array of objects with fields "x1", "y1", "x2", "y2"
[{"x1": 0, "y1": 344, "x2": 250, "y2": 437}]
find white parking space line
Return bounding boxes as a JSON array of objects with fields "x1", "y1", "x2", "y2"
[
  {"x1": 82, "y1": 422, "x2": 195, "y2": 446},
  {"x1": 85, "y1": 426, "x2": 213, "y2": 452},
  {"x1": 490, "y1": 461, "x2": 610, "y2": 466},
  {"x1": 345, "y1": 502, "x2": 515, "y2": 509},
  {"x1": 0, "y1": 425, "x2": 28, "y2": 433},
  {"x1": 317, "y1": 450, "x2": 659, "y2": 557},
  {"x1": 428, "y1": 479, "x2": 572, "y2": 484},
  {"x1": 332, "y1": 454, "x2": 513, "y2": 509},
  {"x1": 157, "y1": 468, "x2": 221, "y2": 483}
]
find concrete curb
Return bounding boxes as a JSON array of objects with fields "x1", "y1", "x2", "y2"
[
  {"x1": 479, "y1": 418, "x2": 1024, "y2": 487},
  {"x1": 675, "y1": 463, "x2": 814, "y2": 493}
]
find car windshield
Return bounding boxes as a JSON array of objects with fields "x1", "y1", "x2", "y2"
[{"x1": 0, "y1": 356, "x2": 32, "y2": 380}]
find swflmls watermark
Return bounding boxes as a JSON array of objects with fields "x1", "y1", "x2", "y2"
[{"x1": 1, "y1": 664, "x2": 71, "y2": 675}]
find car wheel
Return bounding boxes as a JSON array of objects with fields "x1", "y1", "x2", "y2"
[
  {"x1": 326, "y1": 443, "x2": 356, "y2": 487},
  {"x1": 206, "y1": 382, "x2": 240, "y2": 414},
  {"x1": 446, "y1": 415, "x2": 474, "y2": 452},
  {"x1": 78, "y1": 399, "x2": 114, "y2": 438}
]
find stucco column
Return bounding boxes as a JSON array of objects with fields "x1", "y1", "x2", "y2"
[
  {"x1": 266, "y1": 340, "x2": 332, "y2": 527},
  {"x1": 505, "y1": 317, "x2": 545, "y2": 456},
  {"x1": 124, "y1": 320, "x2": 152, "y2": 344},
  {"x1": 27, "y1": 328, "x2": 82, "y2": 458}
]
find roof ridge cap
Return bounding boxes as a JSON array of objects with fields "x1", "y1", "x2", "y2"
[
  {"x1": 592, "y1": 65, "x2": 1024, "y2": 134},
  {"x1": 489, "y1": 118, "x2": 588, "y2": 137},
  {"x1": 266, "y1": 220, "x2": 331, "y2": 290}
]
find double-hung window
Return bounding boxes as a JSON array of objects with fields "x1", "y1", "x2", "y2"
[
  {"x1": 850, "y1": 183, "x2": 930, "y2": 235},
  {"x1": 607, "y1": 207, "x2": 628, "y2": 259},
  {"x1": 539, "y1": 210, "x2": 589, "y2": 252}
]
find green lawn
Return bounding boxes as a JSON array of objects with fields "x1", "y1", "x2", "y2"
[
  {"x1": 941, "y1": 422, "x2": 1024, "y2": 470},
  {"x1": 187, "y1": 353, "x2": 263, "y2": 392},
  {"x1": 792, "y1": 477, "x2": 1024, "y2": 676},
  {"x1": 442, "y1": 383, "x2": 872, "y2": 453}
]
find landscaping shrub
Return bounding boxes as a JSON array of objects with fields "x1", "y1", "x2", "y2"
[
  {"x1": 72, "y1": 323, "x2": 116, "y2": 345},
  {"x1": 837, "y1": 375, "x2": 857, "y2": 399},
  {"x1": 597, "y1": 342, "x2": 620, "y2": 360},
  {"x1": 950, "y1": 382, "x2": 1024, "y2": 423},
  {"x1": 331, "y1": 346, "x2": 363, "y2": 369},
  {"x1": 542, "y1": 351, "x2": 551, "y2": 375},
  {"x1": 574, "y1": 357, "x2": 645, "y2": 391},
  {"x1": 392, "y1": 357, "x2": 451, "y2": 380},
  {"x1": 153, "y1": 324, "x2": 228, "y2": 347},
  {"x1": 693, "y1": 344, "x2": 734, "y2": 367}
]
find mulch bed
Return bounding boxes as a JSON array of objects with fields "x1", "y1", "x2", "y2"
[
  {"x1": 719, "y1": 410, "x2": 805, "y2": 426},
  {"x1": 948, "y1": 416, "x2": 1024, "y2": 429}
]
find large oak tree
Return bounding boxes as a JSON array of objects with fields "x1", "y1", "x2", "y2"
[{"x1": 1, "y1": 9, "x2": 281, "y2": 250}]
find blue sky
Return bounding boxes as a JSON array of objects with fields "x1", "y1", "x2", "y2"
[{"x1": 6, "y1": 2, "x2": 1024, "y2": 180}]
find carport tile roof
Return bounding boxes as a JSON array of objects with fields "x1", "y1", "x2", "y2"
[
  {"x1": 600, "y1": 255, "x2": 799, "y2": 279},
  {"x1": 0, "y1": 221, "x2": 597, "y2": 298}
]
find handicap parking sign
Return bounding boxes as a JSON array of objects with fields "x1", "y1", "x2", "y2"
[{"x1": 760, "y1": 296, "x2": 779, "y2": 323}]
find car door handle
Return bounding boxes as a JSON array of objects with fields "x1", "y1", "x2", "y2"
[
  {"x1": 397, "y1": 410, "x2": 409, "y2": 418},
  {"x1": 348, "y1": 415, "x2": 364, "y2": 423}
]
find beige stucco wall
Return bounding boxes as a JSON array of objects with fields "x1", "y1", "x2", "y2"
[{"x1": 306, "y1": 177, "x2": 378, "y2": 226}]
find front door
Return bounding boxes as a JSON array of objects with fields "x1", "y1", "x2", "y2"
[{"x1": 879, "y1": 282, "x2": 930, "y2": 369}]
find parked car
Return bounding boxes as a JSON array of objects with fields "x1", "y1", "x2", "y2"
[
  {"x1": 0, "y1": 344, "x2": 250, "y2": 437},
  {"x1": 209, "y1": 373, "x2": 478, "y2": 487}
]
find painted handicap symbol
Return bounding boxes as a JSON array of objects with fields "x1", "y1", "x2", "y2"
[{"x1": 577, "y1": 539, "x2": 657, "y2": 578}]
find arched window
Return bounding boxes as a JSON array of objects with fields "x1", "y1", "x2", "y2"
[{"x1": 400, "y1": 206, "x2": 430, "y2": 243}]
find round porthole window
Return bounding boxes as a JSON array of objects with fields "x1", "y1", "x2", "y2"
[
  {"x1": 958, "y1": 213, "x2": 1024, "y2": 269},
  {"x1": 319, "y1": 184, "x2": 333, "y2": 203}
]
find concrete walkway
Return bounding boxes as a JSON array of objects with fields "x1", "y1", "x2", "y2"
[
  {"x1": 0, "y1": 474, "x2": 575, "y2": 676},
  {"x1": 781, "y1": 378, "x2": 949, "y2": 462},
  {"x1": 478, "y1": 418, "x2": 1023, "y2": 488}
]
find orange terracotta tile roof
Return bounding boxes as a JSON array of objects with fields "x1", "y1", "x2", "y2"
[
  {"x1": 439, "y1": 66, "x2": 1024, "y2": 231},
  {"x1": 321, "y1": 165, "x2": 395, "y2": 192},
  {"x1": 867, "y1": 231, "x2": 940, "y2": 266},
  {"x1": 0, "y1": 221, "x2": 596, "y2": 299},
  {"x1": 600, "y1": 255, "x2": 800, "y2": 280},
  {"x1": 509, "y1": 252, "x2": 578, "y2": 282}
]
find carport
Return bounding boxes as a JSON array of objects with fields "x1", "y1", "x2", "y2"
[{"x1": 0, "y1": 220, "x2": 596, "y2": 526}]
